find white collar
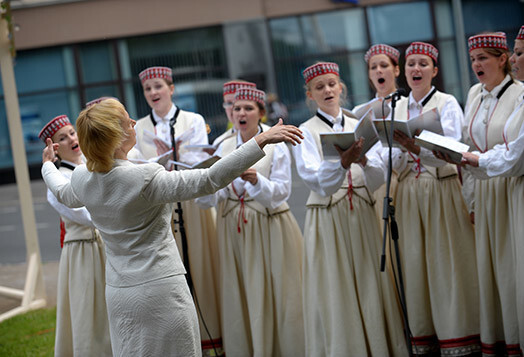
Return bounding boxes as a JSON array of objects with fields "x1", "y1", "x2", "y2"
[
  {"x1": 318, "y1": 108, "x2": 343, "y2": 124},
  {"x1": 408, "y1": 86, "x2": 435, "y2": 108},
  {"x1": 152, "y1": 103, "x2": 177, "y2": 123}
]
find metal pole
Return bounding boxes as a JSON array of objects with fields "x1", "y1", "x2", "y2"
[
  {"x1": 452, "y1": 0, "x2": 471, "y2": 102},
  {"x1": 0, "y1": 13, "x2": 46, "y2": 303}
]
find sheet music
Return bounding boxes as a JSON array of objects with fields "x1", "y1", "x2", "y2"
[
  {"x1": 320, "y1": 109, "x2": 379, "y2": 160},
  {"x1": 414, "y1": 130, "x2": 469, "y2": 164}
]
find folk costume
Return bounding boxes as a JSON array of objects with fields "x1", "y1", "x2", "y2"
[
  {"x1": 198, "y1": 119, "x2": 304, "y2": 356},
  {"x1": 294, "y1": 62, "x2": 407, "y2": 357},
  {"x1": 462, "y1": 33, "x2": 524, "y2": 355},
  {"x1": 133, "y1": 66, "x2": 223, "y2": 354},
  {"x1": 392, "y1": 42, "x2": 480, "y2": 355},
  {"x1": 42, "y1": 136, "x2": 266, "y2": 356},
  {"x1": 39, "y1": 116, "x2": 111, "y2": 357},
  {"x1": 354, "y1": 44, "x2": 402, "y2": 225}
]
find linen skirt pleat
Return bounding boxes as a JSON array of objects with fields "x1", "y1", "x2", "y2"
[
  {"x1": 509, "y1": 177, "x2": 524, "y2": 353},
  {"x1": 475, "y1": 176, "x2": 520, "y2": 353},
  {"x1": 302, "y1": 195, "x2": 407, "y2": 357},
  {"x1": 396, "y1": 172, "x2": 480, "y2": 355},
  {"x1": 55, "y1": 235, "x2": 112, "y2": 357},
  {"x1": 218, "y1": 202, "x2": 304, "y2": 357}
]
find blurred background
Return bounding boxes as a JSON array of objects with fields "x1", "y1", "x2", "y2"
[{"x1": 0, "y1": 0, "x2": 523, "y2": 182}]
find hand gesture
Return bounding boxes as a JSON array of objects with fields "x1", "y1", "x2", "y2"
[
  {"x1": 240, "y1": 168, "x2": 258, "y2": 185},
  {"x1": 255, "y1": 119, "x2": 303, "y2": 148},
  {"x1": 393, "y1": 130, "x2": 420, "y2": 155},
  {"x1": 42, "y1": 138, "x2": 59, "y2": 163},
  {"x1": 336, "y1": 138, "x2": 364, "y2": 169}
]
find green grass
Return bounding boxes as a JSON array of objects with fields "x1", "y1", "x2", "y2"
[{"x1": 0, "y1": 307, "x2": 56, "y2": 356}]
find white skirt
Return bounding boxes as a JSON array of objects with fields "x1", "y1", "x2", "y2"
[
  {"x1": 218, "y1": 199, "x2": 305, "y2": 357},
  {"x1": 303, "y1": 194, "x2": 407, "y2": 357},
  {"x1": 396, "y1": 172, "x2": 480, "y2": 355},
  {"x1": 475, "y1": 176, "x2": 520, "y2": 355},
  {"x1": 106, "y1": 274, "x2": 200, "y2": 357},
  {"x1": 54, "y1": 234, "x2": 112, "y2": 357}
]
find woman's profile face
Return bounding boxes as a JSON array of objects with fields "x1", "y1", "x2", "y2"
[
  {"x1": 510, "y1": 40, "x2": 524, "y2": 81},
  {"x1": 120, "y1": 111, "x2": 137, "y2": 154},
  {"x1": 142, "y1": 78, "x2": 174, "y2": 115},
  {"x1": 52, "y1": 124, "x2": 82, "y2": 163}
]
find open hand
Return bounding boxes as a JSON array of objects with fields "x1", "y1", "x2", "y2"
[
  {"x1": 336, "y1": 138, "x2": 364, "y2": 169},
  {"x1": 255, "y1": 119, "x2": 303, "y2": 148},
  {"x1": 240, "y1": 168, "x2": 258, "y2": 185},
  {"x1": 42, "y1": 138, "x2": 59, "y2": 163}
]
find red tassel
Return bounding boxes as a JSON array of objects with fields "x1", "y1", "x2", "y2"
[
  {"x1": 347, "y1": 170, "x2": 354, "y2": 210},
  {"x1": 409, "y1": 152, "x2": 422, "y2": 179},
  {"x1": 59, "y1": 219, "x2": 65, "y2": 248}
]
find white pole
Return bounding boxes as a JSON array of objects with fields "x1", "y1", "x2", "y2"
[
  {"x1": 452, "y1": 0, "x2": 471, "y2": 102},
  {"x1": 0, "y1": 7, "x2": 46, "y2": 312}
]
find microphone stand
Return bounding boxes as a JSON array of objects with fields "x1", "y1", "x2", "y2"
[
  {"x1": 170, "y1": 119, "x2": 193, "y2": 293},
  {"x1": 379, "y1": 92, "x2": 413, "y2": 356}
]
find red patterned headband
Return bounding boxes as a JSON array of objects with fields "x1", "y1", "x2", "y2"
[
  {"x1": 516, "y1": 26, "x2": 524, "y2": 41},
  {"x1": 38, "y1": 115, "x2": 71, "y2": 143},
  {"x1": 302, "y1": 62, "x2": 339, "y2": 84},
  {"x1": 139, "y1": 66, "x2": 173, "y2": 84},
  {"x1": 223, "y1": 81, "x2": 256, "y2": 96},
  {"x1": 468, "y1": 33, "x2": 508, "y2": 52},
  {"x1": 234, "y1": 88, "x2": 266, "y2": 105},
  {"x1": 364, "y1": 44, "x2": 400, "y2": 64},
  {"x1": 406, "y1": 42, "x2": 439, "y2": 63}
]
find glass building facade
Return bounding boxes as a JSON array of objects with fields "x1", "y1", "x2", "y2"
[{"x1": 1, "y1": 0, "x2": 523, "y2": 173}]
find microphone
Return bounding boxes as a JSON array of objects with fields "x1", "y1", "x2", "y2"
[{"x1": 384, "y1": 88, "x2": 407, "y2": 100}]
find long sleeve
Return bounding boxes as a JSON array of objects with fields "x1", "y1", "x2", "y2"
[
  {"x1": 476, "y1": 101, "x2": 524, "y2": 177},
  {"x1": 47, "y1": 189, "x2": 94, "y2": 227},
  {"x1": 143, "y1": 137, "x2": 265, "y2": 204},
  {"x1": 245, "y1": 142, "x2": 292, "y2": 209},
  {"x1": 361, "y1": 142, "x2": 387, "y2": 193},
  {"x1": 418, "y1": 96, "x2": 464, "y2": 167},
  {"x1": 41, "y1": 162, "x2": 84, "y2": 208},
  {"x1": 195, "y1": 187, "x2": 229, "y2": 209},
  {"x1": 293, "y1": 127, "x2": 347, "y2": 196},
  {"x1": 478, "y1": 138, "x2": 524, "y2": 177},
  {"x1": 179, "y1": 113, "x2": 210, "y2": 165}
]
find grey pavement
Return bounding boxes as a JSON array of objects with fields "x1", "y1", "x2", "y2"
[{"x1": 0, "y1": 166, "x2": 309, "y2": 315}]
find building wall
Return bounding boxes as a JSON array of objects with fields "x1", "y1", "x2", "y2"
[
  {"x1": 12, "y1": 0, "x2": 398, "y2": 50},
  {"x1": 1, "y1": 0, "x2": 523, "y2": 176}
]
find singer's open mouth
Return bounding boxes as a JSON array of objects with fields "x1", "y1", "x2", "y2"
[
  {"x1": 378, "y1": 78, "x2": 385, "y2": 84},
  {"x1": 476, "y1": 71, "x2": 484, "y2": 77},
  {"x1": 412, "y1": 76, "x2": 422, "y2": 82},
  {"x1": 325, "y1": 96, "x2": 334, "y2": 101}
]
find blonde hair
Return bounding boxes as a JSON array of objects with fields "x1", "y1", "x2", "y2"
[
  {"x1": 304, "y1": 77, "x2": 348, "y2": 112},
  {"x1": 76, "y1": 98, "x2": 128, "y2": 173}
]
